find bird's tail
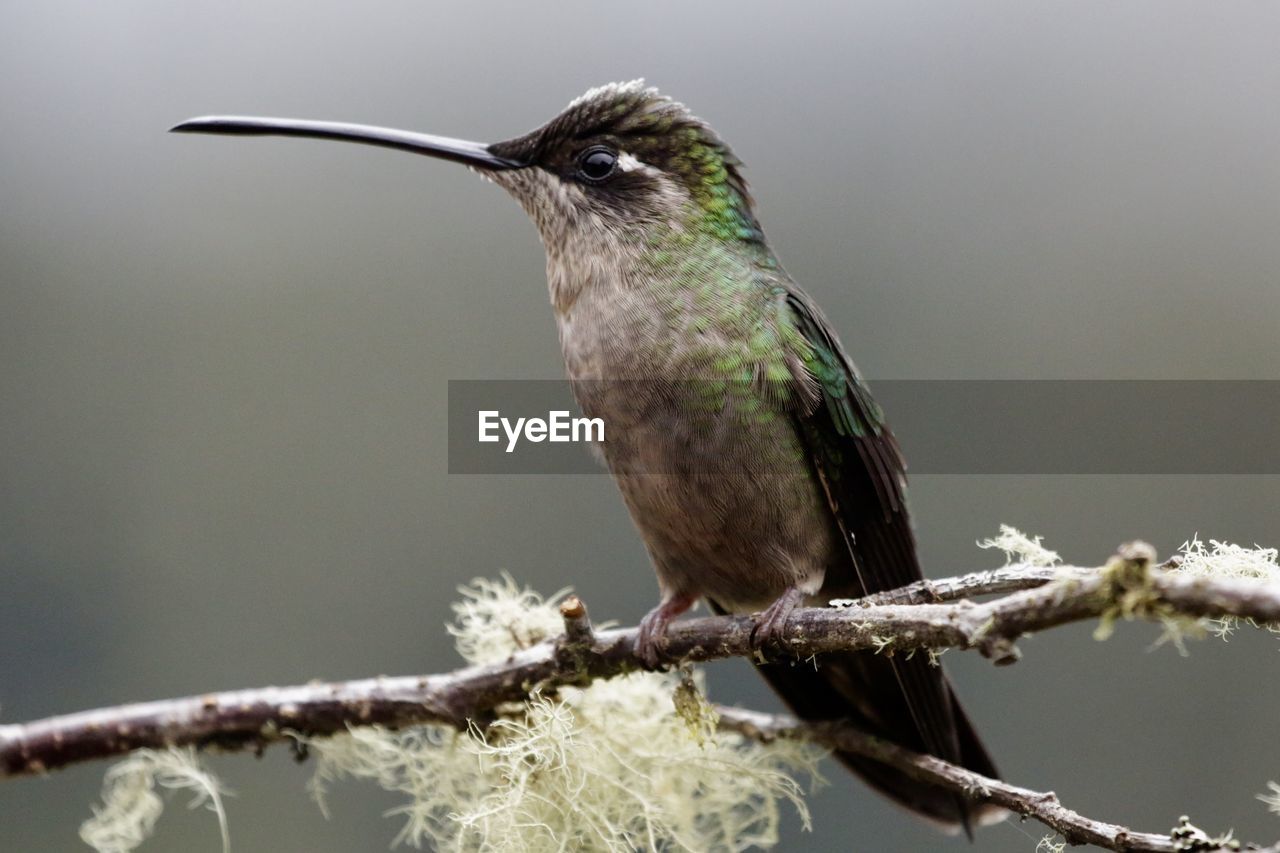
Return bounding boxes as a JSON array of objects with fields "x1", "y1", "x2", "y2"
[{"x1": 752, "y1": 650, "x2": 1007, "y2": 833}]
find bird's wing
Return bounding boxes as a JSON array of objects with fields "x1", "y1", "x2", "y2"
[{"x1": 781, "y1": 286, "x2": 964, "y2": 771}]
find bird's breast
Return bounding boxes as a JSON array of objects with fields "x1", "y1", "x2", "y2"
[{"x1": 553, "y1": 281, "x2": 836, "y2": 608}]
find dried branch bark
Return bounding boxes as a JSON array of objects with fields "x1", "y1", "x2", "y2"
[
  {"x1": 4, "y1": 543, "x2": 1279, "y2": 851},
  {"x1": 716, "y1": 706, "x2": 1272, "y2": 853}
]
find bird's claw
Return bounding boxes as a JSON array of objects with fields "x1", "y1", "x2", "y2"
[
  {"x1": 749, "y1": 587, "x2": 804, "y2": 658},
  {"x1": 636, "y1": 609, "x2": 674, "y2": 669},
  {"x1": 636, "y1": 594, "x2": 696, "y2": 669}
]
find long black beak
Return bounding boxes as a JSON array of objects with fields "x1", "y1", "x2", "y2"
[{"x1": 169, "y1": 116, "x2": 526, "y2": 170}]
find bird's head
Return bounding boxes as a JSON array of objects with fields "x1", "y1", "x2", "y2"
[
  {"x1": 484, "y1": 81, "x2": 762, "y2": 248},
  {"x1": 171, "y1": 81, "x2": 763, "y2": 255}
]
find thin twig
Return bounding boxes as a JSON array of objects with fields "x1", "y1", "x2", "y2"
[{"x1": 716, "y1": 706, "x2": 1272, "y2": 853}]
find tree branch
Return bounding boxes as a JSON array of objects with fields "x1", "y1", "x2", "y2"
[
  {"x1": 716, "y1": 706, "x2": 1270, "y2": 853},
  {"x1": 4, "y1": 543, "x2": 1279, "y2": 850}
]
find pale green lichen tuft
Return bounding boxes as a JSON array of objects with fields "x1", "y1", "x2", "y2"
[
  {"x1": 1171, "y1": 536, "x2": 1280, "y2": 584},
  {"x1": 1036, "y1": 834, "x2": 1066, "y2": 853},
  {"x1": 1147, "y1": 612, "x2": 1209, "y2": 656},
  {"x1": 1258, "y1": 781, "x2": 1280, "y2": 815},
  {"x1": 304, "y1": 577, "x2": 825, "y2": 851},
  {"x1": 977, "y1": 525, "x2": 1061, "y2": 567},
  {"x1": 1094, "y1": 541, "x2": 1165, "y2": 642},
  {"x1": 870, "y1": 634, "x2": 895, "y2": 655},
  {"x1": 1169, "y1": 537, "x2": 1280, "y2": 639},
  {"x1": 80, "y1": 747, "x2": 230, "y2": 853},
  {"x1": 447, "y1": 572, "x2": 571, "y2": 664},
  {"x1": 1170, "y1": 815, "x2": 1240, "y2": 851},
  {"x1": 672, "y1": 667, "x2": 719, "y2": 747},
  {"x1": 306, "y1": 680, "x2": 823, "y2": 852}
]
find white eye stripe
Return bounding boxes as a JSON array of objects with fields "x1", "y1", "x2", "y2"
[{"x1": 616, "y1": 152, "x2": 645, "y2": 173}]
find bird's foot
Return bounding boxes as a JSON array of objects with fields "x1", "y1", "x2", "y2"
[
  {"x1": 636, "y1": 594, "x2": 695, "y2": 670},
  {"x1": 749, "y1": 587, "x2": 805, "y2": 658}
]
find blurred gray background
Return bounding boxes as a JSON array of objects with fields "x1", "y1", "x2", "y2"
[{"x1": 3, "y1": 1, "x2": 1279, "y2": 850}]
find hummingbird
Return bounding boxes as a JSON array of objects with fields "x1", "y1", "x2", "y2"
[{"x1": 172, "y1": 80, "x2": 1004, "y2": 834}]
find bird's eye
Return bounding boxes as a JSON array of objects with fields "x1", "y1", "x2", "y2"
[{"x1": 577, "y1": 147, "x2": 617, "y2": 182}]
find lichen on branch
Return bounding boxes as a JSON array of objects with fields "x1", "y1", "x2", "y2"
[
  {"x1": 302, "y1": 578, "x2": 825, "y2": 852},
  {"x1": 2, "y1": 530, "x2": 1278, "y2": 852}
]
